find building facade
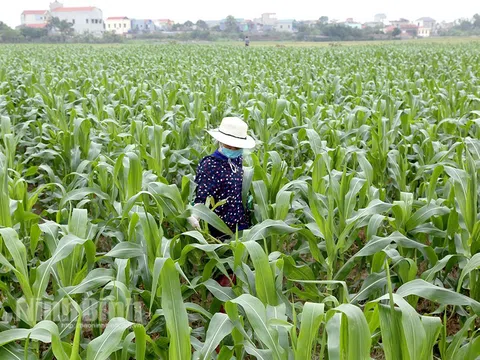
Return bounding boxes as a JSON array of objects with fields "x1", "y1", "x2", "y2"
[
  {"x1": 390, "y1": 19, "x2": 410, "y2": 28},
  {"x1": 416, "y1": 17, "x2": 436, "y2": 29},
  {"x1": 50, "y1": 2, "x2": 104, "y2": 34},
  {"x1": 21, "y1": 10, "x2": 49, "y2": 28},
  {"x1": 154, "y1": 19, "x2": 174, "y2": 30},
  {"x1": 131, "y1": 19, "x2": 155, "y2": 33},
  {"x1": 417, "y1": 27, "x2": 432, "y2": 37},
  {"x1": 256, "y1": 13, "x2": 277, "y2": 26},
  {"x1": 106, "y1": 17, "x2": 132, "y2": 35},
  {"x1": 275, "y1": 19, "x2": 294, "y2": 32},
  {"x1": 416, "y1": 17, "x2": 436, "y2": 37}
]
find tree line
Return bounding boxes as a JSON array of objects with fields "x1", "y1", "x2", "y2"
[{"x1": 1, "y1": 13, "x2": 480, "y2": 43}]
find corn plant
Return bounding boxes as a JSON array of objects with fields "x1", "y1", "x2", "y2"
[{"x1": 0, "y1": 43, "x2": 480, "y2": 359}]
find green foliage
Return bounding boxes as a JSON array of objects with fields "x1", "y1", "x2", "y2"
[{"x1": 0, "y1": 43, "x2": 479, "y2": 359}]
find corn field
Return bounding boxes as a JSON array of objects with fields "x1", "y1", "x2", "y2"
[{"x1": 0, "y1": 43, "x2": 479, "y2": 359}]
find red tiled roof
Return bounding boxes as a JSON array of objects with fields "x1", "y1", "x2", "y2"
[
  {"x1": 25, "y1": 23, "x2": 47, "y2": 28},
  {"x1": 107, "y1": 17, "x2": 129, "y2": 20},
  {"x1": 52, "y1": 7, "x2": 97, "y2": 12},
  {"x1": 22, "y1": 10, "x2": 48, "y2": 15}
]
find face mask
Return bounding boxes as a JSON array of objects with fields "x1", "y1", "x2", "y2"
[{"x1": 221, "y1": 146, "x2": 243, "y2": 159}]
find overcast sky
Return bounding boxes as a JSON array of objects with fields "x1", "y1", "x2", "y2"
[{"x1": 1, "y1": 0, "x2": 477, "y2": 27}]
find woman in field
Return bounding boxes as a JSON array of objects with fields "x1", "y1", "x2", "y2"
[{"x1": 188, "y1": 117, "x2": 255, "y2": 239}]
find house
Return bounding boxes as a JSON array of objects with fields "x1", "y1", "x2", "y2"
[
  {"x1": 21, "y1": 10, "x2": 49, "y2": 28},
  {"x1": 49, "y1": 1, "x2": 104, "y2": 34},
  {"x1": 417, "y1": 27, "x2": 431, "y2": 37},
  {"x1": 341, "y1": 18, "x2": 362, "y2": 29},
  {"x1": 415, "y1": 17, "x2": 436, "y2": 37},
  {"x1": 416, "y1": 17, "x2": 436, "y2": 29},
  {"x1": 131, "y1": 19, "x2": 154, "y2": 33},
  {"x1": 253, "y1": 13, "x2": 277, "y2": 26},
  {"x1": 386, "y1": 23, "x2": 418, "y2": 36},
  {"x1": 275, "y1": 19, "x2": 294, "y2": 32},
  {"x1": 363, "y1": 22, "x2": 384, "y2": 29},
  {"x1": 390, "y1": 18, "x2": 410, "y2": 27},
  {"x1": 154, "y1": 19, "x2": 174, "y2": 31},
  {"x1": 105, "y1": 17, "x2": 132, "y2": 35}
]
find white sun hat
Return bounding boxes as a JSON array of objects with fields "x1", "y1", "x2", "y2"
[{"x1": 207, "y1": 117, "x2": 256, "y2": 149}]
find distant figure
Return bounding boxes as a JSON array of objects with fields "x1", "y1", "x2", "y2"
[{"x1": 245, "y1": 36, "x2": 250, "y2": 47}]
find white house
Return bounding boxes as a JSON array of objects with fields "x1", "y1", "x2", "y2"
[
  {"x1": 21, "y1": 10, "x2": 49, "y2": 28},
  {"x1": 417, "y1": 27, "x2": 432, "y2": 37},
  {"x1": 105, "y1": 17, "x2": 132, "y2": 35},
  {"x1": 416, "y1": 17, "x2": 436, "y2": 37},
  {"x1": 254, "y1": 13, "x2": 277, "y2": 26},
  {"x1": 275, "y1": 19, "x2": 294, "y2": 32},
  {"x1": 416, "y1": 17, "x2": 436, "y2": 29},
  {"x1": 49, "y1": 1, "x2": 104, "y2": 34}
]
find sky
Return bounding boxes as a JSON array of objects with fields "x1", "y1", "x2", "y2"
[{"x1": 0, "y1": 0, "x2": 477, "y2": 28}]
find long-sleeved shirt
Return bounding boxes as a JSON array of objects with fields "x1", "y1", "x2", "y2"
[{"x1": 194, "y1": 150, "x2": 249, "y2": 236}]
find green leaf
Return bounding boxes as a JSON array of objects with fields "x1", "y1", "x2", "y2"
[
  {"x1": 191, "y1": 203, "x2": 233, "y2": 236},
  {"x1": 457, "y1": 253, "x2": 480, "y2": 292},
  {"x1": 396, "y1": 279, "x2": 480, "y2": 315},
  {"x1": 230, "y1": 294, "x2": 285, "y2": 360},
  {"x1": 405, "y1": 202, "x2": 450, "y2": 232},
  {"x1": 59, "y1": 188, "x2": 108, "y2": 208},
  {"x1": 446, "y1": 315, "x2": 477, "y2": 359},
  {"x1": 243, "y1": 219, "x2": 298, "y2": 242},
  {"x1": 0, "y1": 228, "x2": 28, "y2": 280},
  {"x1": 61, "y1": 268, "x2": 115, "y2": 295},
  {"x1": 104, "y1": 242, "x2": 144, "y2": 259},
  {"x1": 243, "y1": 240, "x2": 278, "y2": 306},
  {"x1": 203, "y1": 279, "x2": 236, "y2": 302},
  {"x1": 295, "y1": 302, "x2": 324, "y2": 360},
  {"x1": 329, "y1": 304, "x2": 372, "y2": 360},
  {"x1": 86, "y1": 317, "x2": 133, "y2": 360},
  {"x1": 199, "y1": 313, "x2": 234, "y2": 360},
  {"x1": 33, "y1": 234, "x2": 89, "y2": 306},
  {"x1": 161, "y1": 258, "x2": 191, "y2": 360},
  {"x1": 133, "y1": 324, "x2": 146, "y2": 360}
]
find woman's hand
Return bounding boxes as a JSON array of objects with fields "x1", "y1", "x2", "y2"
[{"x1": 187, "y1": 215, "x2": 200, "y2": 229}]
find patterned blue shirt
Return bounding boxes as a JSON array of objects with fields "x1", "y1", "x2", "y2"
[{"x1": 194, "y1": 150, "x2": 249, "y2": 234}]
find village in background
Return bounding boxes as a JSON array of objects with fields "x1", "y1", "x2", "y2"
[{"x1": 1, "y1": 0, "x2": 480, "y2": 43}]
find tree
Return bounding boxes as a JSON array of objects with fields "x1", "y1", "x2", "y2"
[
  {"x1": 172, "y1": 23, "x2": 182, "y2": 31},
  {"x1": 392, "y1": 27, "x2": 401, "y2": 37},
  {"x1": 0, "y1": 21, "x2": 10, "y2": 31},
  {"x1": 473, "y1": 14, "x2": 480, "y2": 28},
  {"x1": 47, "y1": 17, "x2": 74, "y2": 38},
  {"x1": 458, "y1": 19, "x2": 472, "y2": 31},
  {"x1": 184, "y1": 20, "x2": 194, "y2": 29},
  {"x1": 319, "y1": 16, "x2": 329, "y2": 25},
  {"x1": 19, "y1": 26, "x2": 48, "y2": 39},
  {"x1": 0, "y1": 22, "x2": 22, "y2": 43},
  {"x1": 196, "y1": 20, "x2": 208, "y2": 31},
  {"x1": 225, "y1": 15, "x2": 238, "y2": 33}
]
